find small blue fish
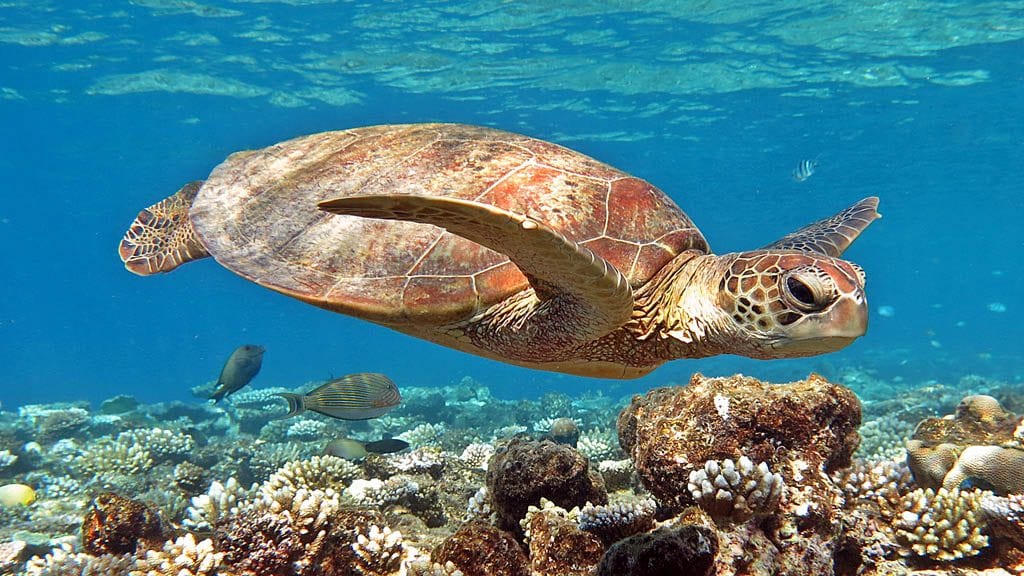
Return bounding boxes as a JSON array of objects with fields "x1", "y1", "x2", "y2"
[{"x1": 792, "y1": 158, "x2": 818, "y2": 182}]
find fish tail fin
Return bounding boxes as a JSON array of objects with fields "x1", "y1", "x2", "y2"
[
  {"x1": 275, "y1": 393, "x2": 306, "y2": 419},
  {"x1": 119, "y1": 181, "x2": 211, "y2": 275}
]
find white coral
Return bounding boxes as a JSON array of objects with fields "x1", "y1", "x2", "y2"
[
  {"x1": 576, "y1": 428, "x2": 619, "y2": 462},
  {"x1": 183, "y1": 478, "x2": 257, "y2": 531},
  {"x1": 118, "y1": 428, "x2": 195, "y2": 462},
  {"x1": 351, "y1": 525, "x2": 404, "y2": 575},
  {"x1": 687, "y1": 456, "x2": 785, "y2": 523},
  {"x1": 131, "y1": 534, "x2": 223, "y2": 576},
  {"x1": 893, "y1": 487, "x2": 990, "y2": 561},
  {"x1": 23, "y1": 543, "x2": 134, "y2": 576},
  {"x1": 458, "y1": 443, "x2": 494, "y2": 470}
]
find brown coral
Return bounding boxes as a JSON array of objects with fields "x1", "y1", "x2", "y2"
[
  {"x1": 617, "y1": 373, "x2": 860, "y2": 511},
  {"x1": 523, "y1": 500, "x2": 605, "y2": 576},
  {"x1": 433, "y1": 521, "x2": 529, "y2": 576},
  {"x1": 906, "y1": 394, "x2": 1024, "y2": 494},
  {"x1": 82, "y1": 492, "x2": 163, "y2": 555},
  {"x1": 596, "y1": 522, "x2": 717, "y2": 576},
  {"x1": 486, "y1": 438, "x2": 607, "y2": 533}
]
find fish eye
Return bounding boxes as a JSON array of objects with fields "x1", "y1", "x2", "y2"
[{"x1": 782, "y1": 271, "x2": 830, "y2": 312}]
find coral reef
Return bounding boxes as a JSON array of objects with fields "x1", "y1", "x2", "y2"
[
  {"x1": 617, "y1": 373, "x2": 861, "y2": 575},
  {"x1": 577, "y1": 497, "x2": 657, "y2": 545},
  {"x1": 81, "y1": 492, "x2": 163, "y2": 555},
  {"x1": 486, "y1": 438, "x2": 607, "y2": 533},
  {"x1": 432, "y1": 522, "x2": 529, "y2": 576},
  {"x1": 596, "y1": 521, "x2": 717, "y2": 576},
  {"x1": 522, "y1": 499, "x2": 604, "y2": 576},
  {"x1": 892, "y1": 487, "x2": 990, "y2": 561},
  {"x1": 686, "y1": 456, "x2": 784, "y2": 524},
  {"x1": 906, "y1": 394, "x2": 1024, "y2": 494},
  {"x1": 5, "y1": 374, "x2": 1024, "y2": 576}
]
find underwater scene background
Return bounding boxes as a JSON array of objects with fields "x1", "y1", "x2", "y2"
[{"x1": 1, "y1": 1, "x2": 1024, "y2": 575}]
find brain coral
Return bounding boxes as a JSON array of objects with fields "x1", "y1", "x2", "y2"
[{"x1": 906, "y1": 394, "x2": 1024, "y2": 495}]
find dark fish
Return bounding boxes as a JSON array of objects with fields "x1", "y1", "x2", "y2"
[
  {"x1": 325, "y1": 438, "x2": 368, "y2": 461},
  {"x1": 324, "y1": 437, "x2": 410, "y2": 461},
  {"x1": 792, "y1": 158, "x2": 818, "y2": 182},
  {"x1": 277, "y1": 373, "x2": 401, "y2": 420},
  {"x1": 363, "y1": 438, "x2": 410, "y2": 454},
  {"x1": 209, "y1": 345, "x2": 265, "y2": 402}
]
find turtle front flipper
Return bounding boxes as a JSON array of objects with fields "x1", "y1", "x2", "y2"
[
  {"x1": 119, "y1": 181, "x2": 211, "y2": 275},
  {"x1": 319, "y1": 194, "x2": 634, "y2": 352},
  {"x1": 761, "y1": 197, "x2": 880, "y2": 257}
]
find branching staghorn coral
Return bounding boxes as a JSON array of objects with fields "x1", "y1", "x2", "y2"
[
  {"x1": 183, "y1": 477, "x2": 257, "y2": 531},
  {"x1": 577, "y1": 497, "x2": 657, "y2": 545},
  {"x1": 856, "y1": 414, "x2": 915, "y2": 461},
  {"x1": 350, "y1": 525, "x2": 405, "y2": 576},
  {"x1": 23, "y1": 544, "x2": 135, "y2": 576},
  {"x1": 346, "y1": 476, "x2": 420, "y2": 508},
  {"x1": 398, "y1": 423, "x2": 447, "y2": 449},
  {"x1": 117, "y1": 428, "x2": 195, "y2": 463},
  {"x1": 391, "y1": 448, "x2": 444, "y2": 476},
  {"x1": 576, "y1": 428, "x2": 620, "y2": 462},
  {"x1": 458, "y1": 443, "x2": 494, "y2": 470},
  {"x1": 288, "y1": 418, "x2": 329, "y2": 440},
  {"x1": 596, "y1": 459, "x2": 634, "y2": 492},
  {"x1": 687, "y1": 456, "x2": 785, "y2": 523},
  {"x1": 72, "y1": 438, "x2": 154, "y2": 478},
  {"x1": 893, "y1": 487, "x2": 990, "y2": 561},
  {"x1": 131, "y1": 534, "x2": 223, "y2": 576},
  {"x1": 263, "y1": 455, "x2": 361, "y2": 496},
  {"x1": 832, "y1": 458, "x2": 914, "y2": 515}
]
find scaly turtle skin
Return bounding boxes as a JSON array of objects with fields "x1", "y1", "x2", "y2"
[{"x1": 119, "y1": 123, "x2": 879, "y2": 378}]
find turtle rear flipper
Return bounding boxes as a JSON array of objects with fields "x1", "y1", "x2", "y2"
[
  {"x1": 761, "y1": 197, "x2": 880, "y2": 257},
  {"x1": 119, "y1": 181, "x2": 211, "y2": 275},
  {"x1": 319, "y1": 194, "x2": 634, "y2": 352}
]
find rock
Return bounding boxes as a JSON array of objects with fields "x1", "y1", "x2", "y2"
[
  {"x1": 597, "y1": 523, "x2": 717, "y2": 576},
  {"x1": 432, "y1": 521, "x2": 529, "y2": 576},
  {"x1": 81, "y1": 492, "x2": 162, "y2": 555},
  {"x1": 486, "y1": 438, "x2": 607, "y2": 533}
]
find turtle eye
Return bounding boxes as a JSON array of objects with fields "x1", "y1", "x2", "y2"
[{"x1": 782, "y1": 270, "x2": 831, "y2": 312}]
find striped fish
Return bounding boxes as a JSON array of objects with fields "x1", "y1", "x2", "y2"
[
  {"x1": 791, "y1": 158, "x2": 818, "y2": 182},
  {"x1": 277, "y1": 373, "x2": 402, "y2": 420}
]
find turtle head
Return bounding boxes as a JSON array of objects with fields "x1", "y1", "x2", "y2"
[{"x1": 714, "y1": 251, "x2": 868, "y2": 358}]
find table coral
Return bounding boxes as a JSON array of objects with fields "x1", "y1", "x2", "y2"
[{"x1": 906, "y1": 394, "x2": 1024, "y2": 494}]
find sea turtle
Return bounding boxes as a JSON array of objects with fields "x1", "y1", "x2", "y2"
[{"x1": 119, "y1": 123, "x2": 879, "y2": 378}]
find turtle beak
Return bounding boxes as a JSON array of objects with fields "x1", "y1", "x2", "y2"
[{"x1": 778, "y1": 292, "x2": 868, "y2": 354}]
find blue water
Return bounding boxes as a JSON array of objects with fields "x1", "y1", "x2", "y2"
[{"x1": 1, "y1": 2, "x2": 1022, "y2": 408}]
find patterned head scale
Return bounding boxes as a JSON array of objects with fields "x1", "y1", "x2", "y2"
[{"x1": 717, "y1": 251, "x2": 868, "y2": 357}]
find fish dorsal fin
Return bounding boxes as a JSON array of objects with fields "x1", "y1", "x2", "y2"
[{"x1": 761, "y1": 197, "x2": 880, "y2": 257}]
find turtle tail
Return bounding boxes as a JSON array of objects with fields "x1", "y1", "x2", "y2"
[
  {"x1": 274, "y1": 393, "x2": 306, "y2": 419},
  {"x1": 119, "y1": 181, "x2": 211, "y2": 276}
]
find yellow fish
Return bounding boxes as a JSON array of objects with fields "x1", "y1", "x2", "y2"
[
  {"x1": 277, "y1": 373, "x2": 401, "y2": 420},
  {"x1": 0, "y1": 483, "x2": 37, "y2": 506}
]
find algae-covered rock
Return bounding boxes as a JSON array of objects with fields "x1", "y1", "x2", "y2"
[{"x1": 486, "y1": 438, "x2": 607, "y2": 533}]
